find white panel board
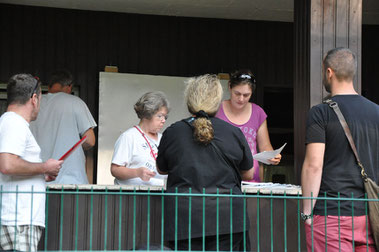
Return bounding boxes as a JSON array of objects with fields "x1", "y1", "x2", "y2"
[{"x1": 97, "y1": 72, "x2": 229, "y2": 185}]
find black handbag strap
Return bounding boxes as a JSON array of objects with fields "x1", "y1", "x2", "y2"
[
  {"x1": 324, "y1": 99, "x2": 368, "y2": 180},
  {"x1": 182, "y1": 118, "x2": 242, "y2": 187},
  {"x1": 210, "y1": 141, "x2": 242, "y2": 187}
]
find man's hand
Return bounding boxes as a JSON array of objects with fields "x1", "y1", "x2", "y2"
[
  {"x1": 43, "y1": 159, "x2": 63, "y2": 177},
  {"x1": 138, "y1": 167, "x2": 156, "y2": 181},
  {"x1": 45, "y1": 174, "x2": 57, "y2": 182},
  {"x1": 305, "y1": 218, "x2": 312, "y2": 225}
]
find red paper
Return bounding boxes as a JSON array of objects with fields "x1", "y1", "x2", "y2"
[{"x1": 59, "y1": 135, "x2": 87, "y2": 161}]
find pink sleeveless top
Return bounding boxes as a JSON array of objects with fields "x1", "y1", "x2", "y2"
[{"x1": 215, "y1": 102, "x2": 267, "y2": 182}]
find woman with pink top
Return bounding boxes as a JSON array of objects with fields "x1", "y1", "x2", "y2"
[{"x1": 215, "y1": 69, "x2": 281, "y2": 182}]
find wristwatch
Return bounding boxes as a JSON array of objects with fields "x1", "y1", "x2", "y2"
[{"x1": 301, "y1": 212, "x2": 312, "y2": 221}]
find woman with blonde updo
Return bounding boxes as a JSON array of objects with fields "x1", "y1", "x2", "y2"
[{"x1": 157, "y1": 74, "x2": 254, "y2": 251}]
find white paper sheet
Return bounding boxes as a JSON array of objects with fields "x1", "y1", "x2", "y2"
[{"x1": 252, "y1": 143, "x2": 287, "y2": 165}]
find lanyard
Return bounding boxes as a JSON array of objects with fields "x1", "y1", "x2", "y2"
[{"x1": 134, "y1": 125, "x2": 157, "y2": 160}]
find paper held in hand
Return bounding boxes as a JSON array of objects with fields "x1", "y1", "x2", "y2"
[
  {"x1": 59, "y1": 135, "x2": 87, "y2": 161},
  {"x1": 253, "y1": 143, "x2": 287, "y2": 165}
]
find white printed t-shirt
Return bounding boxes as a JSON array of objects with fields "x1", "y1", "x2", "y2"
[
  {"x1": 111, "y1": 127, "x2": 167, "y2": 186},
  {"x1": 30, "y1": 92, "x2": 97, "y2": 184},
  {"x1": 0, "y1": 112, "x2": 45, "y2": 227}
]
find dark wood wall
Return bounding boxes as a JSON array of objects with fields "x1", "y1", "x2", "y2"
[
  {"x1": 0, "y1": 3, "x2": 378, "y2": 183},
  {"x1": 362, "y1": 25, "x2": 379, "y2": 103},
  {"x1": 0, "y1": 4, "x2": 294, "y2": 182},
  {"x1": 0, "y1": 3, "x2": 294, "y2": 111}
]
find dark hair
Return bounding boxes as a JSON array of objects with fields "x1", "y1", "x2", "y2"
[
  {"x1": 7, "y1": 73, "x2": 41, "y2": 106},
  {"x1": 49, "y1": 69, "x2": 73, "y2": 87},
  {"x1": 229, "y1": 69, "x2": 256, "y2": 92},
  {"x1": 323, "y1": 47, "x2": 357, "y2": 82}
]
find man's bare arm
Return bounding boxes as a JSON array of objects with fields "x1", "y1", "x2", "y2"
[
  {"x1": 301, "y1": 143, "x2": 325, "y2": 222},
  {"x1": 82, "y1": 128, "x2": 96, "y2": 150},
  {"x1": 0, "y1": 153, "x2": 62, "y2": 177}
]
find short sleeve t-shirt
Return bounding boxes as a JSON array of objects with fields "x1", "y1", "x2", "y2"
[
  {"x1": 306, "y1": 95, "x2": 379, "y2": 216},
  {"x1": 157, "y1": 117, "x2": 253, "y2": 240},
  {"x1": 0, "y1": 112, "x2": 45, "y2": 227},
  {"x1": 30, "y1": 92, "x2": 97, "y2": 184},
  {"x1": 216, "y1": 102, "x2": 267, "y2": 181},
  {"x1": 111, "y1": 126, "x2": 167, "y2": 186}
]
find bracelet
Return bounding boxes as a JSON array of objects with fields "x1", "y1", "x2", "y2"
[{"x1": 301, "y1": 212, "x2": 312, "y2": 221}]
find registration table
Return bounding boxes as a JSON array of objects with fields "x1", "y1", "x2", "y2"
[{"x1": 40, "y1": 183, "x2": 306, "y2": 251}]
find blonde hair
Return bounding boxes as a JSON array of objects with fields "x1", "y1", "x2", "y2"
[{"x1": 184, "y1": 74, "x2": 223, "y2": 145}]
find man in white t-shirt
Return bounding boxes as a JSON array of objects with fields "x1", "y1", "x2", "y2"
[
  {"x1": 30, "y1": 70, "x2": 97, "y2": 184},
  {"x1": 0, "y1": 74, "x2": 63, "y2": 251}
]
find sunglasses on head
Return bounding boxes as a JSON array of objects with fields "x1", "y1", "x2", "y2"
[
  {"x1": 30, "y1": 76, "x2": 40, "y2": 98},
  {"x1": 231, "y1": 73, "x2": 256, "y2": 84}
]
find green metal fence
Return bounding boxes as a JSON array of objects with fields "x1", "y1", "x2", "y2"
[{"x1": 0, "y1": 186, "x2": 377, "y2": 251}]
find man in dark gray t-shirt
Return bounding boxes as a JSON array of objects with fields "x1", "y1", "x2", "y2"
[{"x1": 301, "y1": 48, "x2": 379, "y2": 251}]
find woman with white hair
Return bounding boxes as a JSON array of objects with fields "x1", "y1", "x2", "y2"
[
  {"x1": 111, "y1": 91, "x2": 170, "y2": 186},
  {"x1": 157, "y1": 74, "x2": 254, "y2": 251}
]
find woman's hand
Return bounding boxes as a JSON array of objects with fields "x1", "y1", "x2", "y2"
[
  {"x1": 268, "y1": 154, "x2": 281, "y2": 165},
  {"x1": 138, "y1": 167, "x2": 157, "y2": 181}
]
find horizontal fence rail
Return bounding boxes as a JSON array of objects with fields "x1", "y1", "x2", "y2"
[{"x1": 0, "y1": 186, "x2": 377, "y2": 251}]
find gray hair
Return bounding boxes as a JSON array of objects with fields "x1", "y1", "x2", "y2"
[
  {"x1": 323, "y1": 47, "x2": 357, "y2": 81},
  {"x1": 134, "y1": 91, "x2": 170, "y2": 119},
  {"x1": 7, "y1": 73, "x2": 41, "y2": 106},
  {"x1": 49, "y1": 69, "x2": 73, "y2": 87}
]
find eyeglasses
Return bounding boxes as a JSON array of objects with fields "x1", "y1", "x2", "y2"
[
  {"x1": 155, "y1": 114, "x2": 168, "y2": 121},
  {"x1": 30, "y1": 76, "x2": 40, "y2": 98}
]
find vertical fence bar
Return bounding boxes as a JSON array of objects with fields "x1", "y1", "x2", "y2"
[
  {"x1": 118, "y1": 188, "x2": 123, "y2": 251},
  {"x1": 161, "y1": 188, "x2": 165, "y2": 250},
  {"x1": 104, "y1": 188, "x2": 108, "y2": 250},
  {"x1": 270, "y1": 191, "x2": 273, "y2": 252},
  {"x1": 44, "y1": 187, "x2": 49, "y2": 251},
  {"x1": 297, "y1": 192, "x2": 301, "y2": 252},
  {"x1": 243, "y1": 190, "x2": 247, "y2": 252},
  {"x1": 337, "y1": 192, "x2": 341, "y2": 251},
  {"x1": 59, "y1": 187, "x2": 64, "y2": 251},
  {"x1": 175, "y1": 187, "x2": 178, "y2": 251},
  {"x1": 133, "y1": 188, "x2": 137, "y2": 250},
  {"x1": 202, "y1": 188, "x2": 205, "y2": 251},
  {"x1": 0, "y1": 185, "x2": 2, "y2": 242},
  {"x1": 324, "y1": 192, "x2": 328, "y2": 251},
  {"x1": 147, "y1": 188, "x2": 150, "y2": 250},
  {"x1": 310, "y1": 192, "x2": 314, "y2": 252},
  {"x1": 365, "y1": 193, "x2": 369, "y2": 249},
  {"x1": 230, "y1": 189, "x2": 233, "y2": 251},
  {"x1": 29, "y1": 186, "x2": 34, "y2": 252},
  {"x1": 283, "y1": 191, "x2": 287, "y2": 252},
  {"x1": 257, "y1": 191, "x2": 260, "y2": 251},
  {"x1": 75, "y1": 188, "x2": 79, "y2": 251},
  {"x1": 188, "y1": 188, "x2": 192, "y2": 251},
  {"x1": 0, "y1": 185, "x2": 2, "y2": 234},
  {"x1": 89, "y1": 187, "x2": 94, "y2": 251},
  {"x1": 351, "y1": 193, "x2": 355, "y2": 251},
  {"x1": 323, "y1": 192, "x2": 328, "y2": 252},
  {"x1": 216, "y1": 188, "x2": 219, "y2": 252},
  {"x1": 14, "y1": 186, "x2": 19, "y2": 249}
]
